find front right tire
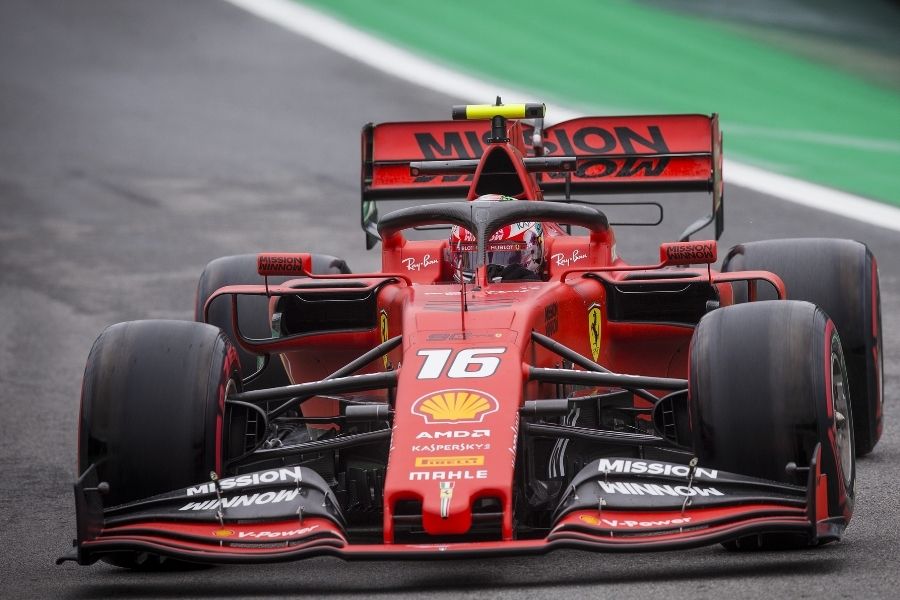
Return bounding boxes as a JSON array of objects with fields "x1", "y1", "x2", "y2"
[{"x1": 79, "y1": 320, "x2": 242, "y2": 568}]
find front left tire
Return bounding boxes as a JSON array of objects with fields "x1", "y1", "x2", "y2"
[{"x1": 689, "y1": 301, "x2": 854, "y2": 549}]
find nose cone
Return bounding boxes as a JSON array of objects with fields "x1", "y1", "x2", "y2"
[{"x1": 383, "y1": 342, "x2": 522, "y2": 541}]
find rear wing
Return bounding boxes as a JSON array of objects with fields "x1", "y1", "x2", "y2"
[{"x1": 361, "y1": 112, "x2": 722, "y2": 248}]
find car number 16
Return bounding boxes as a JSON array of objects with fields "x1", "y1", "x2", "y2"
[{"x1": 416, "y1": 348, "x2": 505, "y2": 379}]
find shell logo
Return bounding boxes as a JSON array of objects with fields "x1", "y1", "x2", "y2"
[
  {"x1": 411, "y1": 389, "x2": 499, "y2": 424},
  {"x1": 579, "y1": 515, "x2": 600, "y2": 526},
  {"x1": 212, "y1": 529, "x2": 235, "y2": 538}
]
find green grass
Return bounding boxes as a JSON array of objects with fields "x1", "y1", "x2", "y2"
[{"x1": 301, "y1": 0, "x2": 900, "y2": 204}]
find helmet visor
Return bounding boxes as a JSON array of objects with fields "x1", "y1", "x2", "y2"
[
  {"x1": 446, "y1": 241, "x2": 478, "y2": 281},
  {"x1": 486, "y1": 240, "x2": 527, "y2": 268}
]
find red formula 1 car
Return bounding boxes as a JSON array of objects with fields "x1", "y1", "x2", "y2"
[{"x1": 60, "y1": 102, "x2": 883, "y2": 568}]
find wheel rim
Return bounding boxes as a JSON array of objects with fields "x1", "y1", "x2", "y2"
[{"x1": 831, "y1": 351, "x2": 854, "y2": 488}]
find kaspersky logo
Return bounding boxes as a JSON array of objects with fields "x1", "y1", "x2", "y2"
[{"x1": 411, "y1": 389, "x2": 499, "y2": 424}]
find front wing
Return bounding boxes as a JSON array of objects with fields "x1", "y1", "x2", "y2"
[{"x1": 59, "y1": 446, "x2": 840, "y2": 565}]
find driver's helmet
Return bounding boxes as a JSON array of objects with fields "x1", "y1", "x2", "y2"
[{"x1": 448, "y1": 194, "x2": 544, "y2": 282}]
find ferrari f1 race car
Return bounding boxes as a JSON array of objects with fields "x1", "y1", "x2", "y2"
[{"x1": 60, "y1": 102, "x2": 884, "y2": 568}]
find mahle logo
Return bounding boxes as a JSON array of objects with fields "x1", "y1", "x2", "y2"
[{"x1": 411, "y1": 389, "x2": 498, "y2": 424}]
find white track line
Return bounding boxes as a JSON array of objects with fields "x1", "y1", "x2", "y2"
[{"x1": 224, "y1": 0, "x2": 900, "y2": 233}]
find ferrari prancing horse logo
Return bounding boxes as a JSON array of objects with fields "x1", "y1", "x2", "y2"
[
  {"x1": 588, "y1": 304, "x2": 602, "y2": 362},
  {"x1": 379, "y1": 309, "x2": 390, "y2": 369},
  {"x1": 439, "y1": 481, "x2": 454, "y2": 519}
]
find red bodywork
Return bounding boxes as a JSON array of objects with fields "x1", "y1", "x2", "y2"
[{"x1": 69, "y1": 110, "x2": 836, "y2": 565}]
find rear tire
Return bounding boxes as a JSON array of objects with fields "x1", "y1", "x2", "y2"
[
  {"x1": 194, "y1": 253, "x2": 351, "y2": 389},
  {"x1": 689, "y1": 301, "x2": 854, "y2": 549},
  {"x1": 723, "y1": 239, "x2": 882, "y2": 455},
  {"x1": 79, "y1": 320, "x2": 242, "y2": 569}
]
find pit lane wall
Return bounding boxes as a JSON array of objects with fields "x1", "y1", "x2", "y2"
[{"x1": 297, "y1": 0, "x2": 900, "y2": 207}]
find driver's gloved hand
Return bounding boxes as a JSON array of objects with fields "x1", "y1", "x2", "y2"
[
  {"x1": 500, "y1": 263, "x2": 540, "y2": 281},
  {"x1": 487, "y1": 264, "x2": 505, "y2": 281}
]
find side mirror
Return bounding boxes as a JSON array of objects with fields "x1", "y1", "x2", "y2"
[
  {"x1": 257, "y1": 253, "x2": 312, "y2": 277},
  {"x1": 659, "y1": 241, "x2": 717, "y2": 266}
]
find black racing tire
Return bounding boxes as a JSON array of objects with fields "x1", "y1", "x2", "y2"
[
  {"x1": 689, "y1": 301, "x2": 854, "y2": 550},
  {"x1": 194, "y1": 253, "x2": 351, "y2": 390},
  {"x1": 723, "y1": 239, "x2": 882, "y2": 455},
  {"x1": 79, "y1": 320, "x2": 242, "y2": 569}
]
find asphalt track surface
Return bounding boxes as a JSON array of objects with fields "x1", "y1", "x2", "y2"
[{"x1": 0, "y1": 1, "x2": 898, "y2": 598}]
